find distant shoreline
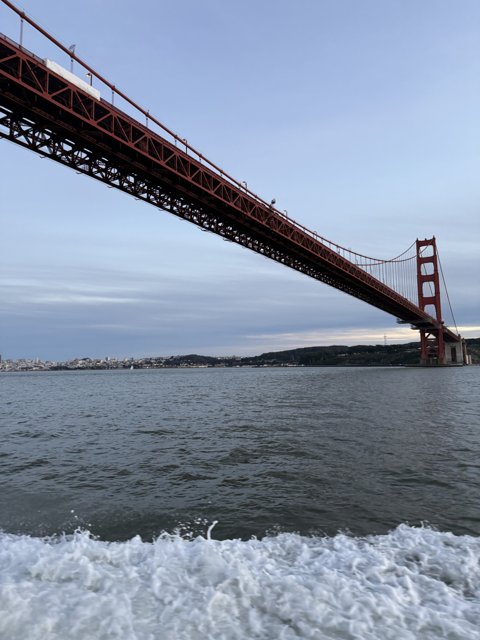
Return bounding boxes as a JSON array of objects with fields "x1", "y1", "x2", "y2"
[{"x1": 2, "y1": 338, "x2": 478, "y2": 371}]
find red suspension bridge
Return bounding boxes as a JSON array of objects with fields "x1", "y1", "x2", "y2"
[{"x1": 0, "y1": 1, "x2": 469, "y2": 366}]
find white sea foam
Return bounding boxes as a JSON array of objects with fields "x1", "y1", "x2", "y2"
[{"x1": 1, "y1": 524, "x2": 479, "y2": 639}]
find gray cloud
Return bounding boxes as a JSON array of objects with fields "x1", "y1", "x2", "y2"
[{"x1": 1, "y1": 1, "x2": 479, "y2": 360}]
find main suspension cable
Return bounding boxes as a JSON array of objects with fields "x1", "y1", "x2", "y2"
[
  {"x1": 0, "y1": 0, "x2": 426, "y2": 271},
  {"x1": 437, "y1": 249, "x2": 459, "y2": 335}
]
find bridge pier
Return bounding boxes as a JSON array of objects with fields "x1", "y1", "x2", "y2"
[
  {"x1": 419, "y1": 331, "x2": 467, "y2": 366},
  {"x1": 419, "y1": 328, "x2": 444, "y2": 365}
]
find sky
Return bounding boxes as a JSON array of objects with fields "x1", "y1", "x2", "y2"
[{"x1": 1, "y1": 0, "x2": 479, "y2": 360}]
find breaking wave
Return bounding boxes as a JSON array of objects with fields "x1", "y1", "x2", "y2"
[{"x1": 1, "y1": 524, "x2": 479, "y2": 639}]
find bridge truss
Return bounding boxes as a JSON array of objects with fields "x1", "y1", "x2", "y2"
[{"x1": 0, "y1": 1, "x2": 466, "y2": 365}]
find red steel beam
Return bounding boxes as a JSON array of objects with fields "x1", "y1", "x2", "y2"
[
  {"x1": 0, "y1": 32, "x2": 460, "y2": 343},
  {"x1": 416, "y1": 238, "x2": 447, "y2": 363}
]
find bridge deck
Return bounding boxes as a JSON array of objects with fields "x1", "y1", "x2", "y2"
[{"x1": 0, "y1": 33, "x2": 459, "y2": 343}]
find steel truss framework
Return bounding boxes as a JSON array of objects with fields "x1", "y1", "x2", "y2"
[{"x1": 0, "y1": 32, "x2": 461, "y2": 346}]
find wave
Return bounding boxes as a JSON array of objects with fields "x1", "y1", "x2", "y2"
[{"x1": 1, "y1": 524, "x2": 479, "y2": 639}]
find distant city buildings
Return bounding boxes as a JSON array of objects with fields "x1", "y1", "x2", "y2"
[
  {"x1": 0, "y1": 355, "x2": 249, "y2": 372},
  {"x1": 1, "y1": 339, "x2": 478, "y2": 371}
]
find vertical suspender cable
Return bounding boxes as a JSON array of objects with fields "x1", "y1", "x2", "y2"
[{"x1": 437, "y1": 249, "x2": 459, "y2": 334}]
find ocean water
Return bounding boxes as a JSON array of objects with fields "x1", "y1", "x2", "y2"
[{"x1": 1, "y1": 366, "x2": 480, "y2": 638}]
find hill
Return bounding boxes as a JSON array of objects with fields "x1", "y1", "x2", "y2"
[{"x1": 243, "y1": 337, "x2": 480, "y2": 367}]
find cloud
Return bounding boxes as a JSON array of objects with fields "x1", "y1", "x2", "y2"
[
  {"x1": 243, "y1": 326, "x2": 415, "y2": 353},
  {"x1": 457, "y1": 326, "x2": 480, "y2": 339},
  {"x1": 1, "y1": 1, "x2": 479, "y2": 361}
]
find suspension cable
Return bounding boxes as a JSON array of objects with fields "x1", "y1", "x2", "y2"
[
  {"x1": 418, "y1": 245, "x2": 436, "y2": 301},
  {"x1": 437, "y1": 249, "x2": 459, "y2": 335},
  {"x1": 0, "y1": 0, "x2": 426, "y2": 269}
]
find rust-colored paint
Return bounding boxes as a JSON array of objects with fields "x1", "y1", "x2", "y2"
[
  {"x1": 0, "y1": 20, "x2": 462, "y2": 353},
  {"x1": 416, "y1": 238, "x2": 448, "y2": 364}
]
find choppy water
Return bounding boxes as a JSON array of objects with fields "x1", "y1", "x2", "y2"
[{"x1": 1, "y1": 366, "x2": 480, "y2": 638}]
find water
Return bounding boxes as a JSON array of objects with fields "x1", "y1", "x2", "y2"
[{"x1": 1, "y1": 366, "x2": 480, "y2": 638}]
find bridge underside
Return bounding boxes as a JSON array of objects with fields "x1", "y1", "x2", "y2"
[{"x1": 0, "y1": 33, "x2": 462, "y2": 360}]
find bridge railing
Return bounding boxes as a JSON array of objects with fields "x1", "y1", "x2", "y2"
[
  {"x1": 0, "y1": 1, "x2": 423, "y2": 275},
  {"x1": 0, "y1": 1, "x2": 462, "y2": 348}
]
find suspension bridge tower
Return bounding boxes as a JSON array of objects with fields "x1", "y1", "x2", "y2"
[
  {"x1": 0, "y1": 1, "x2": 471, "y2": 368},
  {"x1": 416, "y1": 238, "x2": 467, "y2": 366}
]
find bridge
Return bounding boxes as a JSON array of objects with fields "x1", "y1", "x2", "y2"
[{"x1": 0, "y1": 1, "x2": 469, "y2": 366}]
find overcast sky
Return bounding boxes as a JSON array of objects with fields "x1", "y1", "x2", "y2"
[{"x1": 1, "y1": 0, "x2": 479, "y2": 360}]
